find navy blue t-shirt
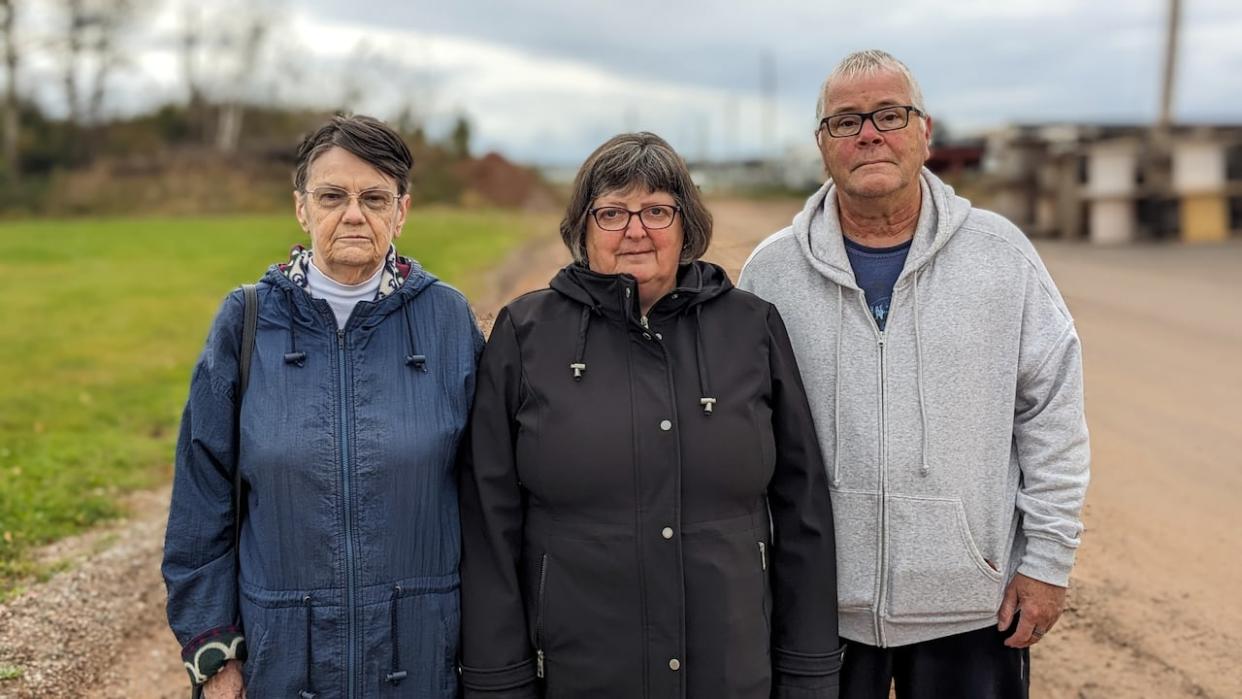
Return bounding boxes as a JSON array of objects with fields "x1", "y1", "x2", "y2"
[{"x1": 844, "y1": 236, "x2": 912, "y2": 331}]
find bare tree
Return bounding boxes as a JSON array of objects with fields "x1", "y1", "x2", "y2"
[
  {"x1": 215, "y1": 15, "x2": 267, "y2": 153},
  {"x1": 62, "y1": 0, "x2": 84, "y2": 126},
  {"x1": 0, "y1": 0, "x2": 19, "y2": 181},
  {"x1": 85, "y1": 0, "x2": 142, "y2": 126}
]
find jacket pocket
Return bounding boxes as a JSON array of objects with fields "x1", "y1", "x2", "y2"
[
  {"x1": 682, "y1": 516, "x2": 771, "y2": 698},
  {"x1": 884, "y1": 495, "x2": 1004, "y2": 620},
  {"x1": 535, "y1": 553, "x2": 548, "y2": 680},
  {"x1": 828, "y1": 489, "x2": 880, "y2": 610},
  {"x1": 759, "y1": 541, "x2": 771, "y2": 636},
  {"x1": 367, "y1": 578, "x2": 460, "y2": 697},
  {"x1": 238, "y1": 588, "x2": 319, "y2": 697}
]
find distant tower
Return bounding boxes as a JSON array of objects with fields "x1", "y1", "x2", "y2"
[{"x1": 761, "y1": 50, "x2": 776, "y2": 160}]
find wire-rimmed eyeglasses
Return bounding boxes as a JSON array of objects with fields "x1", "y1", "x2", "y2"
[
  {"x1": 817, "y1": 105, "x2": 925, "y2": 138},
  {"x1": 303, "y1": 185, "x2": 400, "y2": 213}
]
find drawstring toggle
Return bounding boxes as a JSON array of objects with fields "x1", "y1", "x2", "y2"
[
  {"x1": 405, "y1": 354, "x2": 427, "y2": 371},
  {"x1": 699, "y1": 397, "x2": 716, "y2": 415},
  {"x1": 284, "y1": 351, "x2": 307, "y2": 366},
  {"x1": 570, "y1": 362, "x2": 587, "y2": 380}
]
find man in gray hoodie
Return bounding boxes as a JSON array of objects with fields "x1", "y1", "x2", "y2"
[{"x1": 738, "y1": 50, "x2": 1089, "y2": 698}]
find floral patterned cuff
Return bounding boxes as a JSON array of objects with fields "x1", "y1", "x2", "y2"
[{"x1": 181, "y1": 625, "x2": 247, "y2": 686}]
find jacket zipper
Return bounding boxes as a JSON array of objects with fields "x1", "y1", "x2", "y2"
[
  {"x1": 855, "y1": 291, "x2": 890, "y2": 647},
  {"x1": 336, "y1": 328, "x2": 359, "y2": 698},
  {"x1": 536, "y1": 553, "x2": 548, "y2": 678}
]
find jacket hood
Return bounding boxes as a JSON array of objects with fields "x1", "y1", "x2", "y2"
[
  {"x1": 792, "y1": 167, "x2": 973, "y2": 289},
  {"x1": 262, "y1": 246, "x2": 440, "y2": 322},
  {"x1": 549, "y1": 260, "x2": 733, "y2": 403},
  {"x1": 549, "y1": 260, "x2": 733, "y2": 324},
  {"x1": 259, "y1": 245, "x2": 442, "y2": 370}
]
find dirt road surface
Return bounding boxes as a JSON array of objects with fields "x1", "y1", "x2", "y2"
[{"x1": 0, "y1": 198, "x2": 1238, "y2": 698}]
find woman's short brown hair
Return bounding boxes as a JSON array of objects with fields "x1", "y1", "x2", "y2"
[{"x1": 559, "y1": 132, "x2": 712, "y2": 265}]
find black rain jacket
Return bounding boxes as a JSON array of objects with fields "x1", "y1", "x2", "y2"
[{"x1": 459, "y1": 261, "x2": 843, "y2": 699}]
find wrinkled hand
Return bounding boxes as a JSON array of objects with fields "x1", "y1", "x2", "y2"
[
  {"x1": 998, "y1": 573, "x2": 1067, "y2": 648},
  {"x1": 202, "y1": 660, "x2": 245, "y2": 699}
]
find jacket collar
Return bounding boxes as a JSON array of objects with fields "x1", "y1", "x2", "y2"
[
  {"x1": 549, "y1": 260, "x2": 733, "y2": 326},
  {"x1": 281, "y1": 244, "x2": 409, "y2": 300},
  {"x1": 265, "y1": 245, "x2": 438, "y2": 331}
]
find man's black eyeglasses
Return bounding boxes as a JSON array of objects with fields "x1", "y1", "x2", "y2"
[{"x1": 818, "y1": 105, "x2": 925, "y2": 138}]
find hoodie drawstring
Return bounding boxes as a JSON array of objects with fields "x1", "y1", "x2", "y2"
[
  {"x1": 831, "y1": 285, "x2": 843, "y2": 487},
  {"x1": 402, "y1": 305, "x2": 427, "y2": 371},
  {"x1": 386, "y1": 585, "x2": 408, "y2": 685},
  {"x1": 693, "y1": 305, "x2": 716, "y2": 415},
  {"x1": 299, "y1": 595, "x2": 316, "y2": 699},
  {"x1": 283, "y1": 288, "x2": 307, "y2": 367},
  {"x1": 569, "y1": 306, "x2": 591, "y2": 380},
  {"x1": 913, "y1": 272, "x2": 930, "y2": 476}
]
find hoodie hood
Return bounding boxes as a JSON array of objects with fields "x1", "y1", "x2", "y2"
[{"x1": 792, "y1": 167, "x2": 973, "y2": 289}]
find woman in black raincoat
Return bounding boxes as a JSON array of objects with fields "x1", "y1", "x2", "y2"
[{"x1": 459, "y1": 132, "x2": 843, "y2": 699}]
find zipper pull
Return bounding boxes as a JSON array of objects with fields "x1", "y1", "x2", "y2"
[
  {"x1": 758, "y1": 542, "x2": 767, "y2": 571},
  {"x1": 536, "y1": 649, "x2": 545, "y2": 678},
  {"x1": 640, "y1": 314, "x2": 649, "y2": 329}
]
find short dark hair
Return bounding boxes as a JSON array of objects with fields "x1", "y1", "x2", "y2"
[
  {"x1": 292, "y1": 114, "x2": 414, "y2": 196},
  {"x1": 560, "y1": 132, "x2": 712, "y2": 265}
]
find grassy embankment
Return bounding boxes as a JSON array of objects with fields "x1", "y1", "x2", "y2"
[{"x1": 0, "y1": 210, "x2": 545, "y2": 594}]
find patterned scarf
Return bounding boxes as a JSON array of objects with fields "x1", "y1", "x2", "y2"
[{"x1": 282, "y1": 244, "x2": 406, "y2": 299}]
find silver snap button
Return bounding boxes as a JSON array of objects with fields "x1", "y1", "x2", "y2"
[
  {"x1": 655, "y1": 332, "x2": 662, "y2": 340},
  {"x1": 661, "y1": 527, "x2": 673, "y2": 539},
  {"x1": 659, "y1": 420, "x2": 672, "y2": 431},
  {"x1": 624, "y1": 288, "x2": 632, "y2": 298},
  {"x1": 669, "y1": 658, "x2": 681, "y2": 671}
]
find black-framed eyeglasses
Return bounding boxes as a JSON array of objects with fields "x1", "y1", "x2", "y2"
[
  {"x1": 818, "y1": 105, "x2": 925, "y2": 138},
  {"x1": 588, "y1": 204, "x2": 681, "y2": 231}
]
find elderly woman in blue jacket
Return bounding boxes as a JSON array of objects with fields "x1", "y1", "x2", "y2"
[{"x1": 162, "y1": 115, "x2": 482, "y2": 698}]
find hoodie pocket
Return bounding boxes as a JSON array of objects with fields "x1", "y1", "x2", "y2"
[
  {"x1": 884, "y1": 495, "x2": 1003, "y2": 620},
  {"x1": 829, "y1": 489, "x2": 881, "y2": 610}
]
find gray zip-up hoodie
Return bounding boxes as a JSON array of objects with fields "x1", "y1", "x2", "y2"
[{"x1": 738, "y1": 168, "x2": 1089, "y2": 647}]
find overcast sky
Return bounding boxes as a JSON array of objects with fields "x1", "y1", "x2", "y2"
[{"x1": 14, "y1": 0, "x2": 1242, "y2": 165}]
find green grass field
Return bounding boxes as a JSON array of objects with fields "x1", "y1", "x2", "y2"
[{"x1": 0, "y1": 209, "x2": 545, "y2": 592}]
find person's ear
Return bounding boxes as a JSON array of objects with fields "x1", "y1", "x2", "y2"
[
  {"x1": 293, "y1": 191, "x2": 309, "y2": 232},
  {"x1": 393, "y1": 194, "x2": 411, "y2": 239}
]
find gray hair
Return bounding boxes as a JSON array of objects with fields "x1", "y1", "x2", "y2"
[
  {"x1": 560, "y1": 132, "x2": 713, "y2": 266},
  {"x1": 293, "y1": 114, "x2": 414, "y2": 196},
  {"x1": 816, "y1": 50, "x2": 927, "y2": 122}
]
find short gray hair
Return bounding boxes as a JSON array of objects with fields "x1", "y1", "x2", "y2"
[
  {"x1": 816, "y1": 50, "x2": 926, "y2": 122},
  {"x1": 560, "y1": 132, "x2": 712, "y2": 266},
  {"x1": 293, "y1": 114, "x2": 413, "y2": 196}
]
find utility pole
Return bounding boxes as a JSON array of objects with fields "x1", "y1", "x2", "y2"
[{"x1": 1157, "y1": 0, "x2": 1181, "y2": 131}]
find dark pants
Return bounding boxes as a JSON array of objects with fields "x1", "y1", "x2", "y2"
[{"x1": 840, "y1": 622, "x2": 1030, "y2": 699}]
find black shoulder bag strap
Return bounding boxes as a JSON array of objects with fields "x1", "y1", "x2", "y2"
[{"x1": 234, "y1": 284, "x2": 259, "y2": 575}]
